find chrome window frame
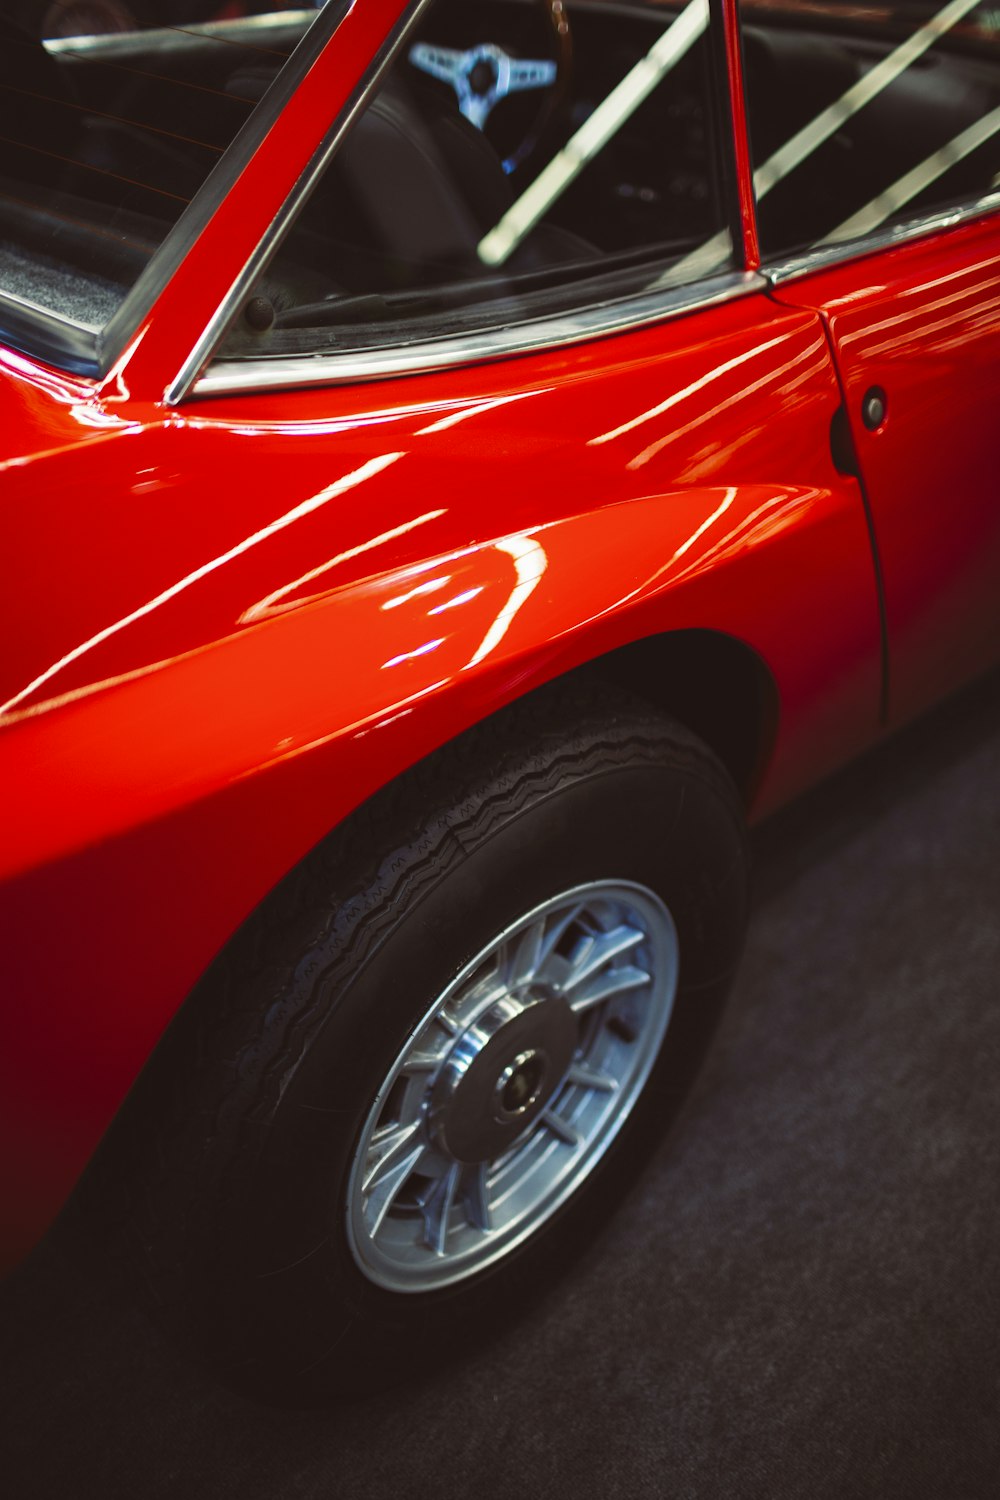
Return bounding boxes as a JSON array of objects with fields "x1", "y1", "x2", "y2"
[
  {"x1": 761, "y1": 193, "x2": 1000, "y2": 285},
  {"x1": 0, "y1": 6, "x2": 348, "y2": 378},
  {"x1": 177, "y1": 0, "x2": 752, "y2": 403},
  {"x1": 194, "y1": 269, "x2": 767, "y2": 396}
]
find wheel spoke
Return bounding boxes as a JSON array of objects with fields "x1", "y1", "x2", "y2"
[
  {"x1": 363, "y1": 1124, "x2": 427, "y2": 1235},
  {"x1": 401, "y1": 1043, "x2": 449, "y2": 1077},
  {"x1": 566, "y1": 962, "x2": 651, "y2": 1015},
  {"x1": 542, "y1": 1109, "x2": 584, "y2": 1147},
  {"x1": 565, "y1": 1062, "x2": 618, "y2": 1093},
  {"x1": 506, "y1": 917, "x2": 547, "y2": 985},
  {"x1": 534, "y1": 902, "x2": 588, "y2": 974},
  {"x1": 364, "y1": 1123, "x2": 421, "y2": 1192},
  {"x1": 393, "y1": 1071, "x2": 436, "y2": 1132},
  {"x1": 450, "y1": 967, "x2": 508, "y2": 1028},
  {"x1": 561, "y1": 924, "x2": 646, "y2": 992},
  {"x1": 421, "y1": 1162, "x2": 462, "y2": 1255},
  {"x1": 461, "y1": 1163, "x2": 493, "y2": 1233}
]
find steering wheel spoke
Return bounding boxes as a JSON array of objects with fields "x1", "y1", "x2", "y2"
[
  {"x1": 410, "y1": 40, "x2": 557, "y2": 132},
  {"x1": 506, "y1": 58, "x2": 558, "y2": 94},
  {"x1": 408, "y1": 42, "x2": 466, "y2": 88}
]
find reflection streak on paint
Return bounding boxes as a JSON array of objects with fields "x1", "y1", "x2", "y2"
[
  {"x1": 428, "y1": 587, "x2": 485, "y2": 615},
  {"x1": 628, "y1": 485, "x2": 818, "y2": 605},
  {"x1": 381, "y1": 576, "x2": 452, "y2": 612},
  {"x1": 836, "y1": 261, "x2": 1000, "y2": 359},
  {"x1": 416, "y1": 392, "x2": 535, "y2": 434},
  {"x1": 378, "y1": 544, "x2": 481, "y2": 586},
  {"x1": 466, "y1": 535, "x2": 548, "y2": 668},
  {"x1": 588, "y1": 333, "x2": 788, "y2": 447},
  {"x1": 241, "y1": 506, "x2": 449, "y2": 624},
  {"x1": 670, "y1": 487, "x2": 738, "y2": 564},
  {"x1": 1, "y1": 451, "x2": 408, "y2": 717},
  {"x1": 208, "y1": 398, "x2": 469, "y2": 441},
  {"x1": 627, "y1": 338, "x2": 826, "y2": 470},
  {"x1": 863, "y1": 292, "x2": 1000, "y2": 360},
  {"x1": 843, "y1": 257, "x2": 999, "y2": 340},
  {"x1": 665, "y1": 489, "x2": 813, "y2": 588},
  {"x1": 382, "y1": 638, "x2": 446, "y2": 670}
]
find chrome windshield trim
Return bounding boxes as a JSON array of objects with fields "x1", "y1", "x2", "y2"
[
  {"x1": 764, "y1": 195, "x2": 1000, "y2": 284},
  {"x1": 190, "y1": 270, "x2": 765, "y2": 398},
  {"x1": 0, "y1": 286, "x2": 99, "y2": 334},
  {"x1": 166, "y1": 0, "x2": 437, "y2": 406},
  {"x1": 99, "y1": 4, "x2": 347, "y2": 380},
  {"x1": 44, "y1": 12, "x2": 319, "y2": 57},
  {"x1": 0, "y1": 291, "x2": 100, "y2": 375}
]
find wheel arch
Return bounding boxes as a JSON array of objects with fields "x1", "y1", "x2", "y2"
[{"x1": 570, "y1": 627, "x2": 779, "y2": 807}]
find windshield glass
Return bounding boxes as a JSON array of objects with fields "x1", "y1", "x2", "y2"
[{"x1": 0, "y1": 1, "x2": 319, "y2": 355}]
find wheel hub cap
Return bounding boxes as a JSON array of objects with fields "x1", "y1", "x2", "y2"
[{"x1": 429, "y1": 986, "x2": 577, "y2": 1163}]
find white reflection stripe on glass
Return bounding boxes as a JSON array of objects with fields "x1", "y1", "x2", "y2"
[
  {"x1": 753, "y1": 0, "x2": 982, "y2": 199},
  {"x1": 822, "y1": 104, "x2": 1000, "y2": 244},
  {"x1": 661, "y1": 0, "x2": 983, "y2": 281},
  {"x1": 44, "y1": 12, "x2": 317, "y2": 54},
  {"x1": 477, "y1": 0, "x2": 709, "y2": 267},
  {"x1": 653, "y1": 228, "x2": 731, "y2": 287}
]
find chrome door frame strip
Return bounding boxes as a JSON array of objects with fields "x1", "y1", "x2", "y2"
[
  {"x1": 189, "y1": 271, "x2": 766, "y2": 398},
  {"x1": 764, "y1": 195, "x2": 1000, "y2": 286}
]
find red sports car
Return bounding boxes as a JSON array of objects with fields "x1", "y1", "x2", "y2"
[{"x1": 1, "y1": 0, "x2": 998, "y2": 1396}]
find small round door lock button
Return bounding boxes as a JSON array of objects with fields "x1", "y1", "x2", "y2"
[
  {"x1": 861, "y1": 387, "x2": 887, "y2": 431},
  {"x1": 244, "y1": 295, "x2": 275, "y2": 332}
]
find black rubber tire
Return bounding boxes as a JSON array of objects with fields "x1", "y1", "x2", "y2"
[{"x1": 135, "y1": 680, "x2": 749, "y2": 1403}]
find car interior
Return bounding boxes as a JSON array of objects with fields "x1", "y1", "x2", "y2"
[{"x1": 0, "y1": 0, "x2": 998, "y2": 354}]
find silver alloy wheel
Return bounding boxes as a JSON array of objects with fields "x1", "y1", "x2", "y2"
[{"x1": 345, "y1": 880, "x2": 680, "y2": 1293}]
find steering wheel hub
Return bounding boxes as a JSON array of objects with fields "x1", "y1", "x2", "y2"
[{"x1": 469, "y1": 58, "x2": 498, "y2": 97}]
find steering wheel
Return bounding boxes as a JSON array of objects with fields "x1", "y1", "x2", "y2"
[{"x1": 409, "y1": 0, "x2": 571, "y2": 172}]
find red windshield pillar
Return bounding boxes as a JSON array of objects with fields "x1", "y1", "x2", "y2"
[{"x1": 720, "y1": 0, "x2": 759, "y2": 270}]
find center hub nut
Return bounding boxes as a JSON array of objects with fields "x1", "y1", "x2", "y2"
[
  {"x1": 495, "y1": 1049, "x2": 547, "y2": 1120},
  {"x1": 429, "y1": 987, "x2": 578, "y2": 1164}
]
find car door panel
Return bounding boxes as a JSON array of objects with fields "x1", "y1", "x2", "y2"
[{"x1": 771, "y1": 213, "x2": 1000, "y2": 725}]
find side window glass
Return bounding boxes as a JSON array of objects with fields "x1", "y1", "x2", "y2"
[
  {"x1": 740, "y1": 0, "x2": 1000, "y2": 261},
  {"x1": 221, "y1": 0, "x2": 737, "y2": 362}
]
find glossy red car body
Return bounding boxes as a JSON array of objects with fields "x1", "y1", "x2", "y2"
[{"x1": 1, "y1": 0, "x2": 998, "y2": 1271}]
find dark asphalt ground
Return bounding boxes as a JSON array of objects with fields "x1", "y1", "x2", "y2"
[{"x1": 2, "y1": 670, "x2": 998, "y2": 1499}]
